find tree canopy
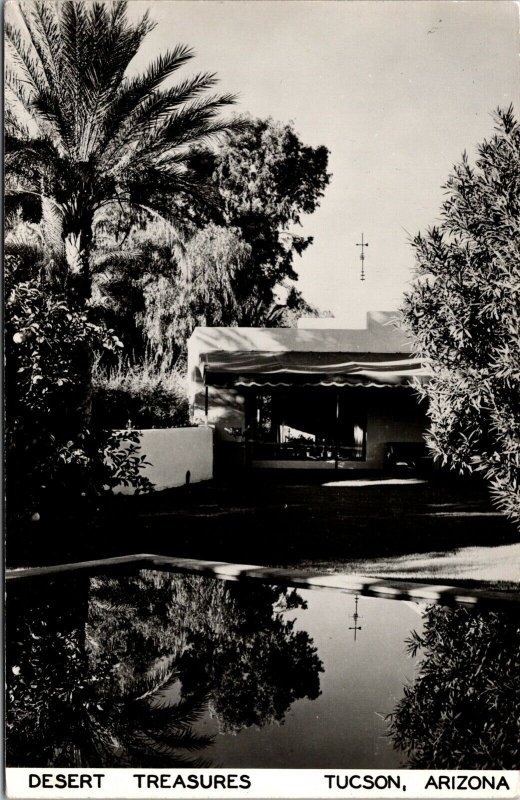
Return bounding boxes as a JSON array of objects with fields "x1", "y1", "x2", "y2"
[
  {"x1": 6, "y1": 570, "x2": 323, "y2": 764},
  {"x1": 4, "y1": 2, "x2": 331, "y2": 526},
  {"x1": 401, "y1": 107, "x2": 520, "y2": 523},
  {"x1": 4, "y1": 0, "x2": 238, "y2": 524},
  {"x1": 5, "y1": 0, "x2": 236, "y2": 300},
  {"x1": 89, "y1": 117, "x2": 331, "y2": 363},
  {"x1": 6, "y1": 573, "x2": 214, "y2": 767},
  {"x1": 210, "y1": 116, "x2": 331, "y2": 306}
]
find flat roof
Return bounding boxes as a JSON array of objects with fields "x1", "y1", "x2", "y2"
[{"x1": 187, "y1": 311, "x2": 412, "y2": 358}]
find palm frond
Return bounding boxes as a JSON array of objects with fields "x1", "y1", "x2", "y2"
[
  {"x1": 5, "y1": 66, "x2": 34, "y2": 112},
  {"x1": 127, "y1": 688, "x2": 209, "y2": 728},
  {"x1": 5, "y1": 0, "x2": 236, "y2": 288},
  {"x1": 98, "y1": 195, "x2": 198, "y2": 243},
  {"x1": 4, "y1": 105, "x2": 32, "y2": 140},
  {"x1": 122, "y1": 72, "x2": 220, "y2": 130},
  {"x1": 4, "y1": 237, "x2": 45, "y2": 262},
  {"x1": 92, "y1": 249, "x2": 143, "y2": 273},
  {"x1": 144, "y1": 727, "x2": 214, "y2": 753},
  {"x1": 124, "y1": 732, "x2": 212, "y2": 768},
  {"x1": 100, "y1": 79, "x2": 230, "y2": 172},
  {"x1": 19, "y1": 0, "x2": 60, "y2": 93},
  {"x1": 146, "y1": 93, "x2": 237, "y2": 148},
  {"x1": 4, "y1": 138, "x2": 60, "y2": 189},
  {"x1": 104, "y1": 45, "x2": 196, "y2": 140},
  {"x1": 5, "y1": 21, "x2": 50, "y2": 99}
]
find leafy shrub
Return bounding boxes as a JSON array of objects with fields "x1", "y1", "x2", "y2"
[
  {"x1": 402, "y1": 107, "x2": 520, "y2": 524},
  {"x1": 93, "y1": 356, "x2": 190, "y2": 429},
  {"x1": 5, "y1": 256, "x2": 152, "y2": 528}
]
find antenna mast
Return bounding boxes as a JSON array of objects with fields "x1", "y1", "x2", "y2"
[
  {"x1": 356, "y1": 233, "x2": 369, "y2": 281},
  {"x1": 348, "y1": 595, "x2": 363, "y2": 641}
]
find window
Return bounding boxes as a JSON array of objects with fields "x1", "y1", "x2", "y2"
[{"x1": 245, "y1": 387, "x2": 366, "y2": 461}]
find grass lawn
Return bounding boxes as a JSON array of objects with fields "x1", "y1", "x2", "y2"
[{"x1": 9, "y1": 471, "x2": 520, "y2": 585}]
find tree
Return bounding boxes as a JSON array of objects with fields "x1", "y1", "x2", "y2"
[
  {"x1": 210, "y1": 117, "x2": 331, "y2": 310},
  {"x1": 91, "y1": 118, "x2": 331, "y2": 357},
  {"x1": 5, "y1": 0, "x2": 237, "y2": 530},
  {"x1": 6, "y1": 574, "x2": 213, "y2": 767},
  {"x1": 171, "y1": 227, "x2": 330, "y2": 341},
  {"x1": 6, "y1": 570, "x2": 323, "y2": 765},
  {"x1": 161, "y1": 223, "x2": 252, "y2": 351},
  {"x1": 88, "y1": 572, "x2": 323, "y2": 735},
  {"x1": 401, "y1": 107, "x2": 520, "y2": 523},
  {"x1": 388, "y1": 604, "x2": 520, "y2": 769},
  {"x1": 5, "y1": 0, "x2": 236, "y2": 303},
  {"x1": 178, "y1": 582, "x2": 323, "y2": 733}
]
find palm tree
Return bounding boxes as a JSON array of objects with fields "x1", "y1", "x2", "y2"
[
  {"x1": 5, "y1": 0, "x2": 236, "y2": 302},
  {"x1": 8, "y1": 657, "x2": 215, "y2": 767}
]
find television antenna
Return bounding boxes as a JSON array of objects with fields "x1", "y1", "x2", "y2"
[
  {"x1": 348, "y1": 594, "x2": 363, "y2": 641},
  {"x1": 356, "y1": 233, "x2": 369, "y2": 281}
]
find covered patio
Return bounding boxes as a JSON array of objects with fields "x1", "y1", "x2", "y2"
[{"x1": 187, "y1": 312, "x2": 431, "y2": 471}]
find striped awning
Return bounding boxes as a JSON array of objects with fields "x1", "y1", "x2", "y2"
[{"x1": 201, "y1": 351, "x2": 430, "y2": 388}]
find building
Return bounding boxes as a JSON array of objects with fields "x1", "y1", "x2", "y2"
[{"x1": 187, "y1": 311, "x2": 430, "y2": 472}]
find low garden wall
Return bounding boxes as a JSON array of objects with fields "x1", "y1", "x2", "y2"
[{"x1": 114, "y1": 426, "x2": 213, "y2": 493}]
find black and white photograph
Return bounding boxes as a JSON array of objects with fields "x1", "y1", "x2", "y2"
[{"x1": 4, "y1": 0, "x2": 520, "y2": 795}]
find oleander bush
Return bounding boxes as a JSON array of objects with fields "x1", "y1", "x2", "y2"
[
  {"x1": 402, "y1": 107, "x2": 520, "y2": 524},
  {"x1": 389, "y1": 604, "x2": 520, "y2": 768}
]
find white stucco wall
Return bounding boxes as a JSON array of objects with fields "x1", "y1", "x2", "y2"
[{"x1": 114, "y1": 426, "x2": 213, "y2": 493}]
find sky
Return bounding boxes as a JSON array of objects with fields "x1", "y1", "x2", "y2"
[{"x1": 15, "y1": 0, "x2": 519, "y2": 320}]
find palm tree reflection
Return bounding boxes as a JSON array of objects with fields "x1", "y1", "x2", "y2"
[
  {"x1": 6, "y1": 570, "x2": 323, "y2": 766},
  {"x1": 6, "y1": 574, "x2": 214, "y2": 767}
]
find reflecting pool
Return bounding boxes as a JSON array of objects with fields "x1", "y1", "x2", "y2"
[{"x1": 5, "y1": 568, "x2": 520, "y2": 769}]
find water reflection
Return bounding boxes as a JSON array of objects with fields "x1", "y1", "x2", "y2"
[
  {"x1": 6, "y1": 571, "x2": 322, "y2": 767},
  {"x1": 6, "y1": 574, "x2": 216, "y2": 767},
  {"x1": 389, "y1": 604, "x2": 520, "y2": 769},
  {"x1": 178, "y1": 582, "x2": 322, "y2": 734},
  {"x1": 5, "y1": 570, "x2": 520, "y2": 769}
]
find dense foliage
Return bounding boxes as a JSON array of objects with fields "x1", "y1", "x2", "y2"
[
  {"x1": 7, "y1": 571, "x2": 323, "y2": 765},
  {"x1": 5, "y1": 255, "x2": 151, "y2": 527},
  {"x1": 389, "y1": 604, "x2": 520, "y2": 768},
  {"x1": 4, "y1": 1, "x2": 330, "y2": 536},
  {"x1": 6, "y1": 574, "x2": 213, "y2": 767},
  {"x1": 210, "y1": 117, "x2": 331, "y2": 306},
  {"x1": 402, "y1": 107, "x2": 520, "y2": 523},
  {"x1": 4, "y1": 0, "x2": 236, "y2": 528},
  {"x1": 92, "y1": 357, "x2": 189, "y2": 429},
  {"x1": 170, "y1": 221, "x2": 328, "y2": 347},
  {"x1": 90, "y1": 117, "x2": 331, "y2": 360},
  {"x1": 179, "y1": 582, "x2": 322, "y2": 733}
]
